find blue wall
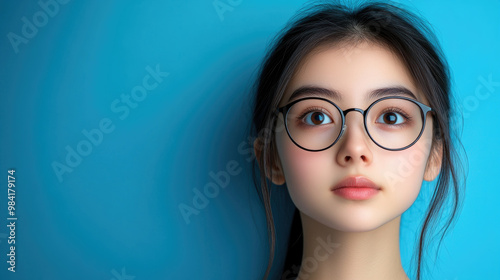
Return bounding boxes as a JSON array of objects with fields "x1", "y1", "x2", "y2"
[{"x1": 0, "y1": 0, "x2": 499, "y2": 279}]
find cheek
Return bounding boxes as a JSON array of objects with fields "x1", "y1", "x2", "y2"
[
  {"x1": 378, "y1": 130, "x2": 433, "y2": 212},
  {"x1": 276, "y1": 131, "x2": 331, "y2": 201}
]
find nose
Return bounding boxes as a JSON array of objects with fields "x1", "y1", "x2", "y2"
[{"x1": 335, "y1": 110, "x2": 373, "y2": 166}]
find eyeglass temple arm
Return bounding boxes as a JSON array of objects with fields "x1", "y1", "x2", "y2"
[{"x1": 274, "y1": 107, "x2": 283, "y2": 117}]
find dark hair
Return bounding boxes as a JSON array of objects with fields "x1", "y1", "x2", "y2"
[{"x1": 249, "y1": 1, "x2": 466, "y2": 279}]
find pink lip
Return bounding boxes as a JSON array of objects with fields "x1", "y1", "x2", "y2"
[{"x1": 331, "y1": 176, "x2": 381, "y2": 200}]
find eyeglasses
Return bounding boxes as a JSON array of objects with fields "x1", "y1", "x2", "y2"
[{"x1": 274, "y1": 96, "x2": 433, "y2": 152}]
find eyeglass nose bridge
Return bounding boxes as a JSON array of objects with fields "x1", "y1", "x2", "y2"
[
  {"x1": 338, "y1": 107, "x2": 366, "y2": 139},
  {"x1": 342, "y1": 108, "x2": 365, "y2": 116}
]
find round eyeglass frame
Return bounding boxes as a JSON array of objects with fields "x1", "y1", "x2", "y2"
[{"x1": 274, "y1": 96, "x2": 433, "y2": 152}]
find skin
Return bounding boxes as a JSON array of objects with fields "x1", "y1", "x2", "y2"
[{"x1": 254, "y1": 41, "x2": 442, "y2": 280}]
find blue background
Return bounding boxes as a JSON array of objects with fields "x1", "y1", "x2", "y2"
[{"x1": 0, "y1": 0, "x2": 499, "y2": 279}]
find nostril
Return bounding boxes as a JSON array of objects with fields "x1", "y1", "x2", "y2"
[
  {"x1": 344, "y1": 156, "x2": 351, "y2": 162},
  {"x1": 361, "y1": 155, "x2": 367, "y2": 161}
]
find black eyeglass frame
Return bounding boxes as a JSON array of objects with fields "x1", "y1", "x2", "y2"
[{"x1": 274, "y1": 96, "x2": 433, "y2": 152}]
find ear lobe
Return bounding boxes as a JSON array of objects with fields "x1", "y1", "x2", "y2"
[
  {"x1": 424, "y1": 141, "x2": 443, "y2": 182},
  {"x1": 253, "y1": 138, "x2": 286, "y2": 185}
]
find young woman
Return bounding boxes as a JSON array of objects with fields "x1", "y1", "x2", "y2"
[{"x1": 250, "y1": 1, "x2": 465, "y2": 279}]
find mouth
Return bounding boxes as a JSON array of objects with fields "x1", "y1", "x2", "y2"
[{"x1": 331, "y1": 176, "x2": 381, "y2": 200}]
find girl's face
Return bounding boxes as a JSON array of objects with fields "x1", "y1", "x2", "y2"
[{"x1": 273, "y1": 41, "x2": 441, "y2": 232}]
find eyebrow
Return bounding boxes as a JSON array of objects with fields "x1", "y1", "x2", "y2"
[{"x1": 287, "y1": 85, "x2": 418, "y2": 103}]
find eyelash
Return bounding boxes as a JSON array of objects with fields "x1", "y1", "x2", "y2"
[{"x1": 378, "y1": 107, "x2": 412, "y2": 122}]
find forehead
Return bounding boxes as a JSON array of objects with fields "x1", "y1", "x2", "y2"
[{"x1": 281, "y1": 41, "x2": 421, "y2": 106}]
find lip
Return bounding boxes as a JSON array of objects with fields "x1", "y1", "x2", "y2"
[{"x1": 331, "y1": 176, "x2": 381, "y2": 200}]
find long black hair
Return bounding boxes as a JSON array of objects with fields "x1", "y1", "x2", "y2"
[{"x1": 249, "y1": 1, "x2": 466, "y2": 279}]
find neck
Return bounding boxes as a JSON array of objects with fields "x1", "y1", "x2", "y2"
[{"x1": 296, "y1": 213, "x2": 409, "y2": 280}]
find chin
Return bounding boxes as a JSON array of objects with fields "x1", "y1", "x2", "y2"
[
  {"x1": 327, "y1": 220, "x2": 390, "y2": 233},
  {"x1": 309, "y1": 211, "x2": 402, "y2": 233}
]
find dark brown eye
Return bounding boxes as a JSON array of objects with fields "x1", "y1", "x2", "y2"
[
  {"x1": 376, "y1": 111, "x2": 406, "y2": 125},
  {"x1": 383, "y1": 112, "x2": 397, "y2": 124},
  {"x1": 310, "y1": 112, "x2": 324, "y2": 125}
]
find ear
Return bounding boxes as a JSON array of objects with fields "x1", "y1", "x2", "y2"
[
  {"x1": 253, "y1": 137, "x2": 286, "y2": 185},
  {"x1": 424, "y1": 141, "x2": 443, "y2": 182}
]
